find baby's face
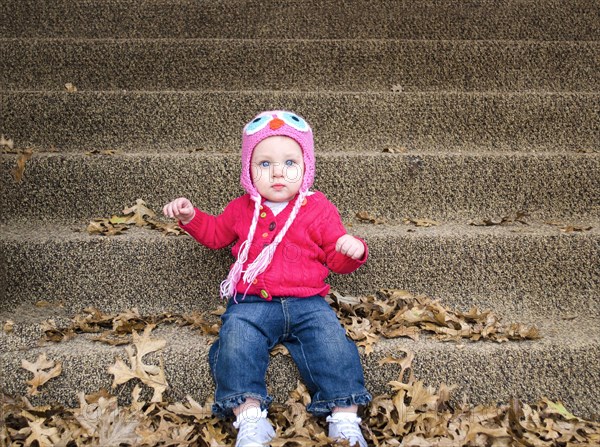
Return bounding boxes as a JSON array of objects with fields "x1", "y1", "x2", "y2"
[{"x1": 251, "y1": 136, "x2": 304, "y2": 203}]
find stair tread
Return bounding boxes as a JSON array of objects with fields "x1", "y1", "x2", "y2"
[
  {"x1": 5, "y1": 89, "x2": 600, "y2": 95},
  {"x1": 3, "y1": 38, "x2": 597, "y2": 91},
  {"x1": 4, "y1": 0, "x2": 599, "y2": 40},
  {"x1": 1, "y1": 316, "x2": 598, "y2": 417},
  {"x1": 3, "y1": 90, "x2": 597, "y2": 153},
  {"x1": 2, "y1": 310, "x2": 598, "y2": 352},
  {"x1": 1, "y1": 218, "x2": 597, "y2": 320},
  {"x1": 2, "y1": 218, "x2": 599, "y2": 241}
]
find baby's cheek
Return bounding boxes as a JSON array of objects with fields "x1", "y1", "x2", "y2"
[
  {"x1": 284, "y1": 165, "x2": 303, "y2": 183},
  {"x1": 250, "y1": 165, "x2": 261, "y2": 183}
]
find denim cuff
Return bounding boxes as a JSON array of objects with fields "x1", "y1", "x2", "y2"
[
  {"x1": 306, "y1": 392, "x2": 373, "y2": 417},
  {"x1": 212, "y1": 392, "x2": 274, "y2": 419}
]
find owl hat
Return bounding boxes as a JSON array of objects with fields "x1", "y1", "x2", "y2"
[{"x1": 220, "y1": 111, "x2": 315, "y2": 300}]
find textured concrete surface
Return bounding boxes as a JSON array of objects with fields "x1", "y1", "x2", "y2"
[
  {"x1": 1, "y1": 321, "x2": 598, "y2": 418},
  {"x1": 2, "y1": 39, "x2": 598, "y2": 92},
  {"x1": 1, "y1": 153, "x2": 598, "y2": 222},
  {"x1": 1, "y1": 0, "x2": 599, "y2": 423},
  {"x1": 2, "y1": 92, "x2": 599, "y2": 152},
  {"x1": 1, "y1": 222, "x2": 598, "y2": 319},
  {"x1": 2, "y1": 0, "x2": 599, "y2": 40}
]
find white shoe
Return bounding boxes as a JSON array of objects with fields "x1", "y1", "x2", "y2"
[
  {"x1": 233, "y1": 408, "x2": 275, "y2": 447},
  {"x1": 326, "y1": 412, "x2": 368, "y2": 447}
]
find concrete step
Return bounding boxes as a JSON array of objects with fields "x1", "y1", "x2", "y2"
[
  {"x1": 2, "y1": 152, "x2": 598, "y2": 222},
  {"x1": 2, "y1": 39, "x2": 598, "y2": 92},
  {"x1": 1, "y1": 318, "x2": 598, "y2": 419},
  {"x1": 1, "y1": 221, "x2": 598, "y2": 321},
  {"x1": 2, "y1": 91, "x2": 599, "y2": 152},
  {"x1": 2, "y1": 0, "x2": 598, "y2": 40}
]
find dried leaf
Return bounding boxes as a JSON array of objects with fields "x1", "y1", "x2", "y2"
[
  {"x1": 91, "y1": 331, "x2": 131, "y2": 346},
  {"x1": 403, "y1": 218, "x2": 439, "y2": 227},
  {"x1": 146, "y1": 219, "x2": 186, "y2": 236},
  {"x1": 3, "y1": 319, "x2": 14, "y2": 333},
  {"x1": 65, "y1": 83, "x2": 77, "y2": 92},
  {"x1": 21, "y1": 354, "x2": 62, "y2": 395},
  {"x1": 559, "y1": 225, "x2": 592, "y2": 233},
  {"x1": 85, "y1": 149, "x2": 117, "y2": 156},
  {"x1": 356, "y1": 211, "x2": 386, "y2": 224},
  {"x1": 270, "y1": 344, "x2": 290, "y2": 356},
  {"x1": 1, "y1": 134, "x2": 14, "y2": 150},
  {"x1": 181, "y1": 311, "x2": 221, "y2": 336},
  {"x1": 542, "y1": 398, "x2": 580, "y2": 421},
  {"x1": 471, "y1": 211, "x2": 529, "y2": 227},
  {"x1": 87, "y1": 218, "x2": 129, "y2": 236},
  {"x1": 122, "y1": 198, "x2": 156, "y2": 227},
  {"x1": 74, "y1": 392, "x2": 140, "y2": 445},
  {"x1": 88, "y1": 200, "x2": 187, "y2": 236},
  {"x1": 12, "y1": 148, "x2": 33, "y2": 182},
  {"x1": 19, "y1": 412, "x2": 60, "y2": 447},
  {"x1": 107, "y1": 325, "x2": 168, "y2": 402},
  {"x1": 167, "y1": 395, "x2": 213, "y2": 421}
]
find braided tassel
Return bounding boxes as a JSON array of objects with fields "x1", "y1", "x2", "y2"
[{"x1": 219, "y1": 195, "x2": 262, "y2": 300}]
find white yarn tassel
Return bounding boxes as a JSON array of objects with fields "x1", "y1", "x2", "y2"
[{"x1": 219, "y1": 195, "x2": 262, "y2": 299}]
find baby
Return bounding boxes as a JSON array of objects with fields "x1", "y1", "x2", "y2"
[{"x1": 164, "y1": 111, "x2": 371, "y2": 447}]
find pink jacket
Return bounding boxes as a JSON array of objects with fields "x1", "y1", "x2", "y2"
[{"x1": 179, "y1": 191, "x2": 368, "y2": 300}]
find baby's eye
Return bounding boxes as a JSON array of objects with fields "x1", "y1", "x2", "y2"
[
  {"x1": 285, "y1": 160, "x2": 296, "y2": 166},
  {"x1": 245, "y1": 115, "x2": 272, "y2": 135},
  {"x1": 259, "y1": 161, "x2": 270, "y2": 168},
  {"x1": 280, "y1": 112, "x2": 309, "y2": 132}
]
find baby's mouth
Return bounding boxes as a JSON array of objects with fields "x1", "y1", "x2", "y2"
[{"x1": 272, "y1": 184, "x2": 285, "y2": 191}]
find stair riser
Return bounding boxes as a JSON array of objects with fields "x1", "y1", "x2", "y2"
[
  {"x1": 3, "y1": 0, "x2": 599, "y2": 40},
  {"x1": 2, "y1": 153, "x2": 598, "y2": 222},
  {"x1": 1, "y1": 335, "x2": 598, "y2": 419},
  {"x1": 3, "y1": 40, "x2": 599, "y2": 92},
  {"x1": 2, "y1": 228, "x2": 597, "y2": 319},
  {"x1": 3, "y1": 92, "x2": 598, "y2": 152}
]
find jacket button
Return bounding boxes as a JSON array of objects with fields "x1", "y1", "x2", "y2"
[
  {"x1": 260, "y1": 212, "x2": 267, "y2": 218},
  {"x1": 262, "y1": 232, "x2": 269, "y2": 238},
  {"x1": 269, "y1": 222, "x2": 276, "y2": 231},
  {"x1": 260, "y1": 290, "x2": 269, "y2": 299}
]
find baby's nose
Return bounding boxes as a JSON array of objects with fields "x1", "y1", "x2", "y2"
[
  {"x1": 269, "y1": 118, "x2": 284, "y2": 130},
  {"x1": 272, "y1": 163, "x2": 284, "y2": 176}
]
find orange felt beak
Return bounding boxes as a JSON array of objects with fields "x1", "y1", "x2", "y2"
[{"x1": 269, "y1": 118, "x2": 285, "y2": 130}]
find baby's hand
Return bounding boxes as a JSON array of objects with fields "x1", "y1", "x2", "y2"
[
  {"x1": 163, "y1": 197, "x2": 195, "y2": 225},
  {"x1": 335, "y1": 234, "x2": 365, "y2": 260}
]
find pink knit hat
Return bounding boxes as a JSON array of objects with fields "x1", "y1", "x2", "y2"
[
  {"x1": 240, "y1": 110, "x2": 315, "y2": 196},
  {"x1": 220, "y1": 111, "x2": 315, "y2": 300}
]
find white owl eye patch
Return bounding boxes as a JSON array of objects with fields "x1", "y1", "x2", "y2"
[{"x1": 244, "y1": 112, "x2": 310, "y2": 135}]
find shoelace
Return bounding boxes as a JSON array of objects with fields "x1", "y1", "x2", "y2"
[
  {"x1": 233, "y1": 409, "x2": 270, "y2": 443},
  {"x1": 328, "y1": 415, "x2": 363, "y2": 438},
  {"x1": 235, "y1": 421, "x2": 259, "y2": 439}
]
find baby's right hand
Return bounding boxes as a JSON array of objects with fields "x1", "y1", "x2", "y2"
[{"x1": 163, "y1": 197, "x2": 195, "y2": 225}]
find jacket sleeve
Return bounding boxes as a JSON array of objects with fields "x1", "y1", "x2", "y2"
[
  {"x1": 320, "y1": 201, "x2": 368, "y2": 274},
  {"x1": 178, "y1": 200, "x2": 239, "y2": 250}
]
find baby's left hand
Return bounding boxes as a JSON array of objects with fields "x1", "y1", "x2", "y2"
[{"x1": 335, "y1": 234, "x2": 365, "y2": 260}]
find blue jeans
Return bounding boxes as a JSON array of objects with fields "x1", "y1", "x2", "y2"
[{"x1": 208, "y1": 294, "x2": 372, "y2": 418}]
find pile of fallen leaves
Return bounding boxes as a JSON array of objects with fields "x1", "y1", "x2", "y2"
[
  {"x1": 328, "y1": 289, "x2": 540, "y2": 355},
  {"x1": 2, "y1": 291, "x2": 591, "y2": 445},
  {"x1": 87, "y1": 199, "x2": 185, "y2": 236},
  {"x1": 2, "y1": 343, "x2": 599, "y2": 446},
  {"x1": 38, "y1": 306, "x2": 222, "y2": 347},
  {"x1": 33, "y1": 290, "x2": 539, "y2": 355}
]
